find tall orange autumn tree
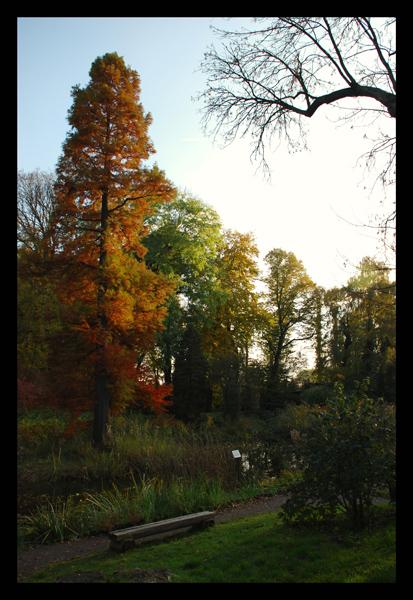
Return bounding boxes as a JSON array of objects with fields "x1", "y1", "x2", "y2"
[{"x1": 54, "y1": 53, "x2": 176, "y2": 447}]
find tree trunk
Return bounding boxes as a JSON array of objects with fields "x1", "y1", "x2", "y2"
[
  {"x1": 93, "y1": 370, "x2": 110, "y2": 448},
  {"x1": 341, "y1": 316, "x2": 352, "y2": 368},
  {"x1": 163, "y1": 340, "x2": 172, "y2": 385},
  {"x1": 314, "y1": 292, "x2": 325, "y2": 382},
  {"x1": 223, "y1": 352, "x2": 240, "y2": 420},
  {"x1": 93, "y1": 189, "x2": 111, "y2": 449},
  {"x1": 330, "y1": 307, "x2": 341, "y2": 368},
  {"x1": 267, "y1": 331, "x2": 286, "y2": 409}
]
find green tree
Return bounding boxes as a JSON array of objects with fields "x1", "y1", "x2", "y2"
[
  {"x1": 324, "y1": 287, "x2": 348, "y2": 376},
  {"x1": 323, "y1": 258, "x2": 395, "y2": 400},
  {"x1": 312, "y1": 287, "x2": 328, "y2": 383},
  {"x1": 172, "y1": 322, "x2": 211, "y2": 421},
  {"x1": 204, "y1": 230, "x2": 261, "y2": 419},
  {"x1": 144, "y1": 191, "x2": 223, "y2": 384},
  {"x1": 261, "y1": 248, "x2": 317, "y2": 409},
  {"x1": 346, "y1": 258, "x2": 395, "y2": 400},
  {"x1": 215, "y1": 230, "x2": 260, "y2": 361}
]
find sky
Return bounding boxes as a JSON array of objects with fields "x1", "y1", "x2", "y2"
[{"x1": 17, "y1": 16, "x2": 396, "y2": 292}]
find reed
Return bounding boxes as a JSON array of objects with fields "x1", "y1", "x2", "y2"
[{"x1": 18, "y1": 473, "x2": 263, "y2": 545}]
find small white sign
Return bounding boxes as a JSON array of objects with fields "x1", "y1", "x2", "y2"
[{"x1": 232, "y1": 450, "x2": 241, "y2": 459}]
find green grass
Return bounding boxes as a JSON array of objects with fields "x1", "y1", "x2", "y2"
[{"x1": 24, "y1": 507, "x2": 395, "y2": 583}]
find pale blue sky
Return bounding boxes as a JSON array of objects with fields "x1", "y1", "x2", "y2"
[
  {"x1": 18, "y1": 16, "x2": 224, "y2": 173},
  {"x1": 18, "y1": 16, "x2": 395, "y2": 295}
]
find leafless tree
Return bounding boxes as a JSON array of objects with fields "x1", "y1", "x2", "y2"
[
  {"x1": 199, "y1": 17, "x2": 395, "y2": 161},
  {"x1": 198, "y1": 17, "x2": 396, "y2": 248},
  {"x1": 17, "y1": 170, "x2": 59, "y2": 256}
]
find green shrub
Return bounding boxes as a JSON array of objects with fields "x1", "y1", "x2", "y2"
[
  {"x1": 274, "y1": 403, "x2": 321, "y2": 436},
  {"x1": 254, "y1": 404, "x2": 324, "y2": 475},
  {"x1": 300, "y1": 384, "x2": 334, "y2": 405},
  {"x1": 239, "y1": 440, "x2": 287, "y2": 480},
  {"x1": 281, "y1": 384, "x2": 395, "y2": 530}
]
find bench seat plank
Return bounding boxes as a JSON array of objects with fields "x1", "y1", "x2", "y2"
[{"x1": 109, "y1": 510, "x2": 216, "y2": 542}]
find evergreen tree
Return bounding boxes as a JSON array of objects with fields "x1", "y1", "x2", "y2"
[{"x1": 172, "y1": 323, "x2": 211, "y2": 421}]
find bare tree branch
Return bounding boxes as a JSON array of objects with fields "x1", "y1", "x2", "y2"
[
  {"x1": 18, "y1": 170, "x2": 60, "y2": 255},
  {"x1": 355, "y1": 17, "x2": 396, "y2": 92},
  {"x1": 198, "y1": 17, "x2": 396, "y2": 170}
]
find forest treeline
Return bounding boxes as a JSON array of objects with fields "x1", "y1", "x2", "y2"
[{"x1": 17, "y1": 53, "x2": 395, "y2": 447}]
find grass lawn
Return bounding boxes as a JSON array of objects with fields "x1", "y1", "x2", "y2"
[{"x1": 24, "y1": 507, "x2": 395, "y2": 583}]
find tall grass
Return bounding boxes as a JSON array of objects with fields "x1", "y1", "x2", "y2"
[
  {"x1": 18, "y1": 473, "x2": 262, "y2": 545},
  {"x1": 18, "y1": 497, "x2": 81, "y2": 544},
  {"x1": 19, "y1": 412, "x2": 237, "y2": 498},
  {"x1": 18, "y1": 411, "x2": 275, "y2": 546}
]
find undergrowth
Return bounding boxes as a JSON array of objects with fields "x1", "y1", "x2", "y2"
[{"x1": 18, "y1": 474, "x2": 273, "y2": 545}]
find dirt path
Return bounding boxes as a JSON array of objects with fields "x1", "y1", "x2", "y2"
[{"x1": 17, "y1": 493, "x2": 288, "y2": 581}]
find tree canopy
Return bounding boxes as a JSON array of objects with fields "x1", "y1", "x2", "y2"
[
  {"x1": 17, "y1": 48, "x2": 395, "y2": 444},
  {"x1": 53, "y1": 53, "x2": 176, "y2": 446}
]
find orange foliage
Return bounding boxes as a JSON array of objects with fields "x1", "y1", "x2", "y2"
[
  {"x1": 48, "y1": 53, "x2": 176, "y2": 422},
  {"x1": 135, "y1": 366, "x2": 173, "y2": 415}
]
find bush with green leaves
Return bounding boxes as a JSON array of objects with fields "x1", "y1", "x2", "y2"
[
  {"x1": 300, "y1": 384, "x2": 334, "y2": 405},
  {"x1": 274, "y1": 403, "x2": 322, "y2": 436},
  {"x1": 281, "y1": 384, "x2": 395, "y2": 529}
]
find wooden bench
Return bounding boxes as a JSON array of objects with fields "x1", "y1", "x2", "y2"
[{"x1": 109, "y1": 510, "x2": 216, "y2": 552}]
